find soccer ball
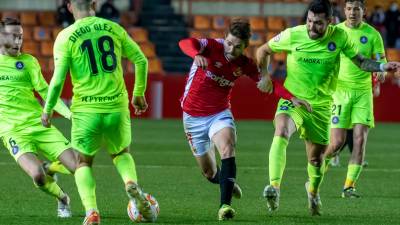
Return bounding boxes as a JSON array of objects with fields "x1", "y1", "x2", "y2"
[{"x1": 127, "y1": 193, "x2": 159, "y2": 222}]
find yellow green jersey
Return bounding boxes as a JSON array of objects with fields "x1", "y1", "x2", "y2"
[
  {"x1": 336, "y1": 22, "x2": 386, "y2": 90},
  {"x1": 268, "y1": 25, "x2": 358, "y2": 105},
  {"x1": 44, "y1": 16, "x2": 148, "y2": 114},
  {"x1": 0, "y1": 53, "x2": 71, "y2": 136}
]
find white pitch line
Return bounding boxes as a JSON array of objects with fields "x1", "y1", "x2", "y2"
[{"x1": 0, "y1": 161, "x2": 399, "y2": 173}]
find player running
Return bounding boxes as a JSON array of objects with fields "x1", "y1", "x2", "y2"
[
  {"x1": 0, "y1": 18, "x2": 78, "y2": 218},
  {"x1": 323, "y1": 0, "x2": 386, "y2": 198},
  {"x1": 41, "y1": 0, "x2": 153, "y2": 224},
  {"x1": 179, "y1": 18, "x2": 308, "y2": 220},
  {"x1": 256, "y1": 0, "x2": 400, "y2": 216}
]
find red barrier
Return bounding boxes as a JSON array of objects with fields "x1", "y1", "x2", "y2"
[{"x1": 43, "y1": 73, "x2": 400, "y2": 121}]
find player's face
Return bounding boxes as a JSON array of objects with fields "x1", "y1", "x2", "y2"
[
  {"x1": 306, "y1": 11, "x2": 331, "y2": 39},
  {"x1": 344, "y1": 1, "x2": 364, "y2": 26},
  {"x1": 224, "y1": 33, "x2": 246, "y2": 61},
  {"x1": 3, "y1": 25, "x2": 23, "y2": 56}
]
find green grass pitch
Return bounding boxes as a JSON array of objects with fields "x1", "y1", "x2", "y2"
[{"x1": 0, "y1": 119, "x2": 399, "y2": 225}]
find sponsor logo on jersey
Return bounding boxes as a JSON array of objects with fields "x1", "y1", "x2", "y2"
[
  {"x1": 328, "y1": 42, "x2": 336, "y2": 51},
  {"x1": 81, "y1": 93, "x2": 122, "y2": 103},
  {"x1": 15, "y1": 61, "x2": 24, "y2": 70},
  {"x1": 273, "y1": 33, "x2": 282, "y2": 42},
  {"x1": 205, "y1": 71, "x2": 234, "y2": 87},
  {"x1": 233, "y1": 67, "x2": 243, "y2": 77},
  {"x1": 332, "y1": 116, "x2": 339, "y2": 124},
  {"x1": 298, "y1": 57, "x2": 332, "y2": 65},
  {"x1": 214, "y1": 62, "x2": 223, "y2": 68},
  {"x1": 360, "y1": 36, "x2": 368, "y2": 44}
]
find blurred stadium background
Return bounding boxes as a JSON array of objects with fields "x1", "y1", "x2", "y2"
[{"x1": 0, "y1": 1, "x2": 399, "y2": 225}]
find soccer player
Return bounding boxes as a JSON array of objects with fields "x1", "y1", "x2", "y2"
[
  {"x1": 256, "y1": 0, "x2": 400, "y2": 216},
  {"x1": 178, "y1": 18, "x2": 309, "y2": 220},
  {"x1": 41, "y1": 1, "x2": 153, "y2": 224},
  {"x1": 0, "y1": 18, "x2": 78, "y2": 218},
  {"x1": 323, "y1": 0, "x2": 386, "y2": 198}
]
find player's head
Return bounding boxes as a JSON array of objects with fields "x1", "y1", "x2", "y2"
[
  {"x1": 344, "y1": 0, "x2": 365, "y2": 27},
  {"x1": 68, "y1": 0, "x2": 96, "y2": 18},
  {"x1": 224, "y1": 18, "x2": 251, "y2": 60},
  {"x1": 1, "y1": 18, "x2": 23, "y2": 56},
  {"x1": 306, "y1": 0, "x2": 333, "y2": 39}
]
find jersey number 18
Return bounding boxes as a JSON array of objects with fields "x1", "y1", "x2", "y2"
[{"x1": 81, "y1": 35, "x2": 117, "y2": 75}]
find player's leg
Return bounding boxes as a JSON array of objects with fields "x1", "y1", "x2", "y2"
[
  {"x1": 342, "y1": 124, "x2": 368, "y2": 198},
  {"x1": 324, "y1": 128, "x2": 347, "y2": 170},
  {"x1": 17, "y1": 153, "x2": 70, "y2": 213},
  {"x1": 304, "y1": 141, "x2": 326, "y2": 216},
  {"x1": 264, "y1": 99, "x2": 300, "y2": 212},
  {"x1": 212, "y1": 127, "x2": 236, "y2": 220},
  {"x1": 71, "y1": 113, "x2": 102, "y2": 225},
  {"x1": 342, "y1": 90, "x2": 374, "y2": 198}
]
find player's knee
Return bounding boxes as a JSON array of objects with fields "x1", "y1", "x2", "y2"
[
  {"x1": 219, "y1": 143, "x2": 235, "y2": 159},
  {"x1": 331, "y1": 137, "x2": 346, "y2": 153},
  {"x1": 274, "y1": 125, "x2": 292, "y2": 139},
  {"x1": 309, "y1": 156, "x2": 323, "y2": 167},
  {"x1": 32, "y1": 172, "x2": 46, "y2": 186}
]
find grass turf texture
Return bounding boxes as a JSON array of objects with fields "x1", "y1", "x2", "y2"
[{"x1": 0, "y1": 119, "x2": 398, "y2": 225}]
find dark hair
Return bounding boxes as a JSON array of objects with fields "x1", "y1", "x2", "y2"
[
  {"x1": 0, "y1": 21, "x2": 4, "y2": 32},
  {"x1": 308, "y1": 0, "x2": 333, "y2": 18},
  {"x1": 345, "y1": 0, "x2": 365, "y2": 6},
  {"x1": 2, "y1": 17, "x2": 21, "y2": 26},
  {"x1": 228, "y1": 18, "x2": 251, "y2": 45},
  {"x1": 70, "y1": 0, "x2": 92, "y2": 10}
]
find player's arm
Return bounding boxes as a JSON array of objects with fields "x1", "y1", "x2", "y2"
[
  {"x1": 122, "y1": 29, "x2": 148, "y2": 115},
  {"x1": 32, "y1": 65, "x2": 71, "y2": 120},
  {"x1": 350, "y1": 54, "x2": 399, "y2": 72},
  {"x1": 42, "y1": 33, "x2": 70, "y2": 127},
  {"x1": 255, "y1": 42, "x2": 273, "y2": 93},
  {"x1": 178, "y1": 38, "x2": 208, "y2": 69}
]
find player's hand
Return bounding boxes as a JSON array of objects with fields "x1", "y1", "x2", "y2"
[
  {"x1": 374, "y1": 71, "x2": 386, "y2": 83},
  {"x1": 382, "y1": 62, "x2": 400, "y2": 72},
  {"x1": 41, "y1": 112, "x2": 52, "y2": 128},
  {"x1": 257, "y1": 75, "x2": 273, "y2": 94},
  {"x1": 291, "y1": 97, "x2": 312, "y2": 113},
  {"x1": 132, "y1": 96, "x2": 148, "y2": 115},
  {"x1": 194, "y1": 55, "x2": 208, "y2": 70}
]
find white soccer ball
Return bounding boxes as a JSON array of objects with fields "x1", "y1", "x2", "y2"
[{"x1": 127, "y1": 193, "x2": 159, "y2": 223}]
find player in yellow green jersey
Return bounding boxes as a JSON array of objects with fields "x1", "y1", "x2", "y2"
[
  {"x1": 0, "y1": 18, "x2": 79, "y2": 218},
  {"x1": 256, "y1": 0, "x2": 400, "y2": 216},
  {"x1": 41, "y1": 1, "x2": 154, "y2": 224},
  {"x1": 323, "y1": 0, "x2": 387, "y2": 198}
]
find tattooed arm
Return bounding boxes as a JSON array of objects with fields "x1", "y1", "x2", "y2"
[{"x1": 351, "y1": 54, "x2": 400, "y2": 72}]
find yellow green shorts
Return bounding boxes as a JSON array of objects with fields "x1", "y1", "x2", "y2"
[
  {"x1": 275, "y1": 98, "x2": 331, "y2": 145},
  {"x1": 331, "y1": 89, "x2": 374, "y2": 129},
  {"x1": 71, "y1": 111, "x2": 131, "y2": 156},
  {"x1": 1, "y1": 123, "x2": 71, "y2": 162}
]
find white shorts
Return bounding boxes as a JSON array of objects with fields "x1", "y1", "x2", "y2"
[{"x1": 183, "y1": 109, "x2": 236, "y2": 157}]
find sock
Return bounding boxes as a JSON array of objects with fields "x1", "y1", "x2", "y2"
[
  {"x1": 113, "y1": 153, "x2": 138, "y2": 184},
  {"x1": 48, "y1": 161, "x2": 71, "y2": 175},
  {"x1": 307, "y1": 162, "x2": 325, "y2": 195},
  {"x1": 36, "y1": 175, "x2": 65, "y2": 200},
  {"x1": 75, "y1": 166, "x2": 97, "y2": 212},
  {"x1": 323, "y1": 156, "x2": 332, "y2": 173},
  {"x1": 207, "y1": 166, "x2": 220, "y2": 184},
  {"x1": 269, "y1": 136, "x2": 288, "y2": 188},
  {"x1": 344, "y1": 164, "x2": 362, "y2": 189},
  {"x1": 220, "y1": 157, "x2": 236, "y2": 206}
]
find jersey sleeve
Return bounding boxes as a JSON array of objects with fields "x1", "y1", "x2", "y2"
[
  {"x1": 267, "y1": 29, "x2": 292, "y2": 53},
  {"x1": 44, "y1": 32, "x2": 70, "y2": 114},
  {"x1": 372, "y1": 31, "x2": 387, "y2": 63},
  {"x1": 341, "y1": 31, "x2": 358, "y2": 59},
  {"x1": 29, "y1": 56, "x2": 71, "y2": 119},
  {"x1": 121, "y1": 28, "x2": 148, "y2": 97}
]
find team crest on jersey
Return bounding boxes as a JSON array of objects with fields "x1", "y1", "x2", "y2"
[
  {"x1": 327, "y1": 42, "x2": 336, "y2": 51},
  {"x1": 233, "y1": 67, "x2": 243, "y2": 77},
  {"x1": 280, "y1": 106, "x2": 289, "y2": 111},
  {"x1": 332, "y1": 116, "x2": 339, "y2": 124},
  {"x1": 360, "y1": 36, "x2": 368, "y2": 44},
  {"x1": 214, "y1": 62, "x2": 223, "y2": 68},
  {"x1": 15, "y1": 61, "x2": 24, "y2": 70}
]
